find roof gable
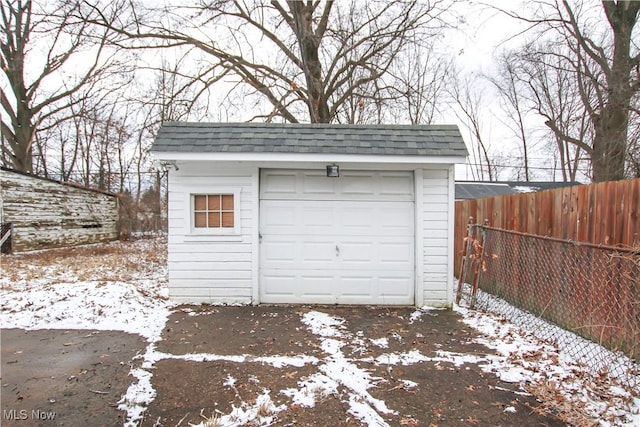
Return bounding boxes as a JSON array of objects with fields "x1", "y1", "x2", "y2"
[{"x1": 151, "y1": 122, "x2": 468, "y2": 158}]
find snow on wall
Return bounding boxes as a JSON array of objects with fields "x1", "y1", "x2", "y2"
[{"x1": 0, "y1": 167, "x2": 118, "y2": 252}]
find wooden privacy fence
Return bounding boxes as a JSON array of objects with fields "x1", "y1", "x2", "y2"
[{"x1": 454, "y1": 178, "x2": 640, "y2": 273}]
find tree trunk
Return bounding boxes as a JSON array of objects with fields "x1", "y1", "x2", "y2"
[
  {"x1": 591, "y1": 106, "x2": 629, "y2": 182},
  {"x1": 592, "y1": 0, "x2": 639, "y2": 182},
  {"x1": 289, "y1": 1, "x2": 331, "y2": 123},
  {"x1": 13, "y1": 116, "x2": 34, "y2": 173}
]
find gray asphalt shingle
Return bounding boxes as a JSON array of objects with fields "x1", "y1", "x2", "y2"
[{"x1": 151, "y1": 122, "x2": 468, "y2": 157}]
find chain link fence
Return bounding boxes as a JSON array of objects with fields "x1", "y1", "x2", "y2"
[
  {"x1": 456, "y1": 223, "x2": 640, "y2": 390},
  {"x1": 117, "y1": 213, "x2": 167, "y2": 239}
]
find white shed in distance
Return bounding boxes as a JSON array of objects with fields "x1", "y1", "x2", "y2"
[{"x1": 152, "y1": 122, "x2": 468, "y2": 307}]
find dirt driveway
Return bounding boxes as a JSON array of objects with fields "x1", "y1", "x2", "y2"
[
  {"x1": 1, "y1": 328, "x2": 145, "y2": 426},
  {"x1": 2, "y1": 305, "x2": 564, "y2": 426}
]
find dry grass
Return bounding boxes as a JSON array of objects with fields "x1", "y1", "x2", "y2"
[
  {"x1": 256, "y1": 395, "x2": 274, "y2": 417},
  {"x1": 0, "y1": 237, "x2": 167, "y2": 286},
  {"x1": 198, "y1": 410, "x2": 222, "y2": 427},
  {"x1": 525, "y1": 381, "x2": 600, "y2": 427}
]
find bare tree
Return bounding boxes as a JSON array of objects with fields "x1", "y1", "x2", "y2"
[
  {"x1": 0, "y1": 0, "x2": 126, "y2": 173},
  {"x1": 447, "y1": 70, "x2": 495, "y2": 181},
  {"x1": 81, "y1": 0, "x2": 453, "y2": 124},
  {"x1": 489, "y1": 51, "x2": 535, "y2": 181},
  {"x1": 501, "y1": 0, "x2": 640, "y2": 182},
  {"x1": 513, "y1": 42, "x2": 591, "y2": 182},
  {"x1": 387, "y1": 46, "x2": 451, "y2": 125}
]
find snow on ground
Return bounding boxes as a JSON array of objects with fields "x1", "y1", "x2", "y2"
[
  {"x1": 0, "y1": 238, "x2": 173, "y2": 425},
  {"x1": 1, "y1": 238, "x2": 638, "y2": 426},
  {"x1": 468, "y1": 288, "x2": 640, "y2": 383},
  {"x1": 0, "y1": 238, "x2": 170, "y2": 341},
  {"x1": 455, "y1": 303, "x2": 640, "y2": 426},
  {"x1": 1, "y1": 280, "x2": 169, "y2": 341}
]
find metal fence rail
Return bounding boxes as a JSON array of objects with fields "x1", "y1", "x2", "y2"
[
  {"x1": 457, "y1": 223, "x2": 640, "y2": 389},
  {"x1": 117, "y1": 214, "x2": 167, "y2": 240}
]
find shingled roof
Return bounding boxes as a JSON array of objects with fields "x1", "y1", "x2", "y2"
[{"x1": 152, "y1": 122, "x2": 468, "y2": 158}]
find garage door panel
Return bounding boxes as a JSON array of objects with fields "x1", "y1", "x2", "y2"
[
  {"x1": 301, "y1": 206, "x2": 334, "y2": 228},
  {"x1": 380, "y1": 242, "x2": 414, "y2": 265},
  {"x1": 341, "y1": 174, "x2": 376, "y2": 196},
  {"x1": 302, "y1": 241, "x2": 336, "y2": 263},
  {"x1": 338, "y1": 276, "x2": 375, "y2": 296},
  {"x1": 262, "y1": 239, "x2": 336, "y2": 269},
  {"x1": 261, "y1": 275, "x2": 298, "y2": 296},
  {"x1": 378, "y1": 277, "x2": 414, "y2": 297},
  {"x1": 260, "y1": 169, "x2": 415, "y2": 305},
  {"x1": 299, "y1": 275, "x2": 335, "y2": 297},
  {"x1": 261, "y1": 170, "x2": 413, "y2": 201},
  {"x1": 261, "y1": 171, "x2": 298, "y2": 196},
  {"x1": 378, "y1": 206, "x2": 414, "y2": 235},
  {"x1": 261, "y1": 272, "x2": 337, "y2": 303},
  {"x1": 340, "y1": 208, "x2": 376, "y2": 233},
  {"x1": 380, "y1": 174, "x2": 414, "y2": 197},
  {"x1": 302, "y1": 174, "x2": 336, "y2": 195},
  {"x1": 262, "y1": 273, "x2": 414, "y2": 304},
  {"x1": 261, "y1": 240, "x2": 299, "y2": 263},
  {"x1": 261, "y1": 203, "x2": 296, "y2": 227},
  {"x1": 340, "y1": 242, "x2": 374, "y2": 263}
]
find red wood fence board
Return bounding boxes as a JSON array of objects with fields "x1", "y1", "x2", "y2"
[{"x1": 454, "y1": 178, "x2": 640, "y2": 273}]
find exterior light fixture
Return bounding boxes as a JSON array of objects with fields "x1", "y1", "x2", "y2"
[{"x1": 326, "y1": 164, "x2": 340, "y2": 177}]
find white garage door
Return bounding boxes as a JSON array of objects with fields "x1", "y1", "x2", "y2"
[{"x1": 260, "y1": 170, "x2": 414, "y2": 305}]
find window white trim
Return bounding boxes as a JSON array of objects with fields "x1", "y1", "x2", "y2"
[{"x1": 188, "y1": 188, "x2": 242, "y2": 236}]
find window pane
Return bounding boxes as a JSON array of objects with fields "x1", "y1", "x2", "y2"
[
  {"x1": 208, "y1": 195, "x2": 220, "y2": 210},
  {"x1": 194, "y1": 212, "x2": 207, "y2": 227},
  {"x1": 221, "y1": 194, "x2": 234, "y2": 210},
  {"x1": 208, "y1": 212, "x2": 221, "y2": 227},
  {"x1": 194, "y1": 195, "x2": 206, "y2": 211},
  {"x1": 221, "y1": 212, "x2": 234, "y2": 227},
  {"x1": 193, "y1": 193, "x2": 235, "y2": 230}
]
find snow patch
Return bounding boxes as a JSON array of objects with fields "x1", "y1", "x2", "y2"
[
  {"x1": 301, "y1": 311, "x2": 345, "y2": 337},
  {"x1": 347, "y1": 394, "x2": 390, "y2": 427},
  {"x1": 401, "y1": 380, "x2": 418, "y2": 390},
  {"x1": 370, "y1": 337, "x2": 389, "y2": 348},
  {"x1": 119, "y1": 368, "x2": 155, "y2": 427},
  {"x1": 281, "y1": 373, "x2": 339, "y2": 407},
  {"x1": 0, "y1": 281, "x2": 171, "y2": 341},
  {"x1": 408, "y1": 306, "x2": 438, "y2": 323},
  {"x1": 190, "y1": 390, "x2": 285, "y2": 427},
  {"x1": 224, "y1": 375, "x2": 237, "y2": 387},
  {"x1": 298, "y1": 311, "x2": 398, "y2": 423}
]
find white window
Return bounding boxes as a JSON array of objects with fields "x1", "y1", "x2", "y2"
[
  {"x1": 190, "y1": 190, "x2": 241, "y2": 235},
  {"x1": 194, "y1": 194, "x2": 234, "y2": 228}
]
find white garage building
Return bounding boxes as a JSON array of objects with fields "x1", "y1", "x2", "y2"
[{"x1": 152, "y1": 123, "x2": 467, "y2": 307}]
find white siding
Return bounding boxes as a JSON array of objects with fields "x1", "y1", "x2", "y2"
[
  {"x1": 167, "y1": 162, "x2": 456, "y2": 307},
  {"x1": 167, "y1": 164, "x2": 256, "y2": 304},
  {"x1": 421, "y1": 167, "x2": 454, "y2": 307}
]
